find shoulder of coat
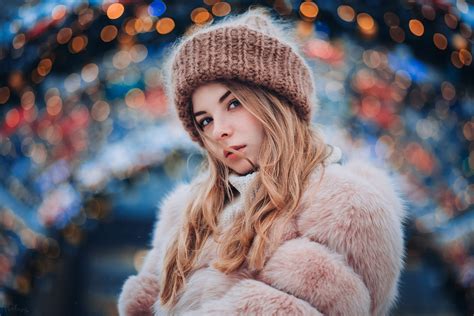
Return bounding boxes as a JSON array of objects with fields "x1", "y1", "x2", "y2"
[
  {"x1": 301, "y1": 158, "x2": 407, "y2": 229},
  {"x1": 150, "y1": 172, "x2": 206, "y2": 248}
]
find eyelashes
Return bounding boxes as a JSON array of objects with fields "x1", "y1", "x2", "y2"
[{"x1": 198, "y1": 98, "x2": 241, "y2": 129}]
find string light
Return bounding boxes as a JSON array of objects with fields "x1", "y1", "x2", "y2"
[
  {"x1": 12, "y1": 33, "x2": 26, "y2": 49},
  {"x1": 69, "y1": 35, "x2": 88, "y2": 53},
  {"x1": 191, "y1": 7, "x2": 212, "y2": 24},
  {"x1": 91, "y1": 101, "x2": 110, "y2": 122},
  {"x1": 52, "y1": 5, "x2": 67, "y2": 21},
  {"x1": 107, "y1": 3, "x2": 125, "y2": 20},
  {"x1": 444, "y1": 13, "x2": 458, "y2": 29},
  {"x1": 156, "y1": 17, "x2": 175, "y2": 35},
  {"x1": 212, "y1": 2, "x2": 231, "y2": 17},
  {"x1": 357, "y1": 13, "x2": 377, "y2": 36},
  {"x1": 299, "y1": 2, "x2": 319, "y2": 21},
  {"x1": 337, "y1": 5, "x2": 355, "y2": 22},
  {"x1": 57, "y1": 28, "x2": 73, "y2": 44},
  {"x1": 100, "y1": 25, "x2": 118, "y2": 42},
  {"x1": 37, "y1": 58, "x2": 53, "y2": 77},
  {"x1": 433, "y1": 33, "x2": 448, "y2": 50},
  {"x1": 409, "y1": 19, "x2": 424, "y2": 37},
  {"x1": 459, "y1": 49, "x2": 472, "y2": 66},
  {"x1": 0, "y1": 87, "x2": 10, "y2": 104},
  {"x1": 421, "y1": 5, "x2": 436, "y2": 21}
]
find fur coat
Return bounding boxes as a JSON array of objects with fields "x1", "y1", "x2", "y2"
[{"x1": 117, "y1": 150, "x2": 407, "y2": 315}]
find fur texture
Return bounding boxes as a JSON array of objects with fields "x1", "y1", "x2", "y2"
[{"x1": 117, "y1": 160, "x2": 407, "y2": 315}]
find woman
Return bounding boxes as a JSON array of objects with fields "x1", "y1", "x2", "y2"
[{"x1": 118, "y1": 8, "x2": 406, "y2": 316}]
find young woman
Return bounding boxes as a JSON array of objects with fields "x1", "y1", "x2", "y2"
[{"x1": 118, "y1": 8, "x2": 406, "y2": 316}]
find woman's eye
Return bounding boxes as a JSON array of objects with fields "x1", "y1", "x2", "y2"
[
  {"x1": 228, "y1": 99, "x2": 241, "y2": 110},
  {"x1": 200, "y1": 117, "x2": 212, "y2": 128}
]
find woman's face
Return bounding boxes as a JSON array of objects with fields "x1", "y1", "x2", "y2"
[{"x1": 192, "y1": 82, "x2": 264, "y2": 175}]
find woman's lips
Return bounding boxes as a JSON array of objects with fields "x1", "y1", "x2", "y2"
[{"x1": 225, "y1": 145, "x2": 246, "y2": 158}]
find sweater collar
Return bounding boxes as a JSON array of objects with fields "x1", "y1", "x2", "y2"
[
  {"x1": 226, "y1": 145, "x2": 342, "y2": 194},
  {"x1": 228, "y1": 171, "x2": 258, "y2": 194}
]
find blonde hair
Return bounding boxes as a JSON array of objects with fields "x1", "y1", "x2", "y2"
[{"x1": 159, "y1": 80, "x2": 332, "y2": 308}]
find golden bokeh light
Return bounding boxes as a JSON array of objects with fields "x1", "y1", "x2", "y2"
[
  {"x1": 156, "y1": 17, "x2": 175, "y2": 34},
  {"x1": 112, "y1": 50, "x2": 131, "y2": 69},
  {"x1": 357, "y1": 13, "x2": 377, "y2": 36},
  {"x1": 91, "y1": 100, "x2": 111, "y2": 122},
  {"x1": 463, "y1": 121, "x2": 474, "y2": 141},
  {"x1": 0, "y1": 87, "x2": 10, "y2": 104},
  {"x1": 300, "y1": 2, "x2": 319, "y2": 20},
  {"x1": 452, "y1": 34, "x2": 468, "y2": 50},
  {"x1": 444, "y1": 13, "x2": 458, "y2": 29},
  {"x1": 52, "y1": 5, "x2": 67, "y2": 21},
  {"x1": 337, "y1": 5, "x2": 355, "y2": 22},
  {"x1": 441, "y1": 81, "x2": 456, "y2": 100},
  {"x1": 21, "y1": 91, "x2": 35, "y2": 110},
  {"x1": 124, "y1": 18, "x2": 138, "y2": 35},
  {"x1": 78, "y1": 8, "x2": 94, "y2": 27},
  {"x1": 433, "y1": 33, "x2": 447, "y2": 50},
  {"x1": 69, "y1": 35, "x2": 88, "y2": 53},
  {"x1": 13, "y1": 33, "x2": 26, "y2": 49},
  {"x1": 191, "y1": 7, "x2": 212, "y2": 24},
  {"x1": 57, "y1": 28, "x2": 73, "y2": 44},
  {"x1": 81, "y1": 63, "x2": 99, "y2": 82},
  {"x1": 125, "y1": 88, "x2": 146, "y2": 108},
  {"x1": 107, "y1": 3, "x2": 125, "y2": 20},
  {"x1": 46, "y1": 95, "x2": 63, "y2": 116},
  {"x1": 130, "y1": 44, "x2": 148, "y2": 63},
  {"x1": 37, "y1": 58, "x2": 53, "y2": 77},
  {"x1": 460, "y1": 23, "x2": 472, "y2": 39},
  {"x1": 459, "y1": 49, "x2": 472, "y2": 66},
  {"x1": 451, "y1": 51, "x2": 463, "y2": 68},
  {"x1": 409, "y1": 19, "x2": 424, "y2": 36},
  {"x1": 421, "y1": 5, "x2": 436, "y2": 20},
  {"x1": 212, "y1": 2, "x2": 231, "y2": 17},
  {"x1": 100, "y1": 25, "x2": 118, "y2": 42}
]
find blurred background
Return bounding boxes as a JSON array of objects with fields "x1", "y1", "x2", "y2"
[{"x1": 0, "y1": 0, "x2": 472, "y2": 315}]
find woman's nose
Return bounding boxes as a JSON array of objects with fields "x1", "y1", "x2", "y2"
[{"x1": 212, "y1": 117, "x2": 232, "y2": 140}]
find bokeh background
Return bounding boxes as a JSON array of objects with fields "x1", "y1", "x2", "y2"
[{"x1": 0, "y1": 0, "x2": 473, "y2": 315}]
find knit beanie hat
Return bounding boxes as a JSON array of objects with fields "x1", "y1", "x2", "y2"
[{"x1": 164, "y1": 8, "x2": 316, "y2": 145}]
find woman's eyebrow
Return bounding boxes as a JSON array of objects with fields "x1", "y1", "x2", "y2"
[
  {"x1": 218, "y1": 90, "x2": 231, "y2": 104},
  {"x1": 193, "y1": 90, "x2": 232, "y2": 117}
]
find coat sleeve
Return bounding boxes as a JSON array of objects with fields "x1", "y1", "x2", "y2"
[
  {"x1": 195, "y1": 278, "x2": 323, "y2": 315},
  {"x1": 117, "y1": 247, "x2": 161, "y2": 316},
  {"x1": 117, "y1": 182, "x2": 195, "y2": 316},
  {"x1": 259, "y1": 162, "x2": 406, "y2": 316}
]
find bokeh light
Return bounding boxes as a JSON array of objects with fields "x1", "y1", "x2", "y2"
[
  {"x1": 57, "y1": 28, "x2": 73, "y2": 45},
  {"x1": 299, "y1": 2, "x2": 319, "y2": 20},
  {"x1": 212, "y1": 2, "x2": 231, "y2": 17},
  {"x1": 337, "y1": 5, "x2": 355, "y2": 22},
  {"x1": 191, "y1": 7, "x2": 212, "y2": 24},
  {"x1": 409, "y1": 19, "x2": 424, "y2": 37},
  {"x1": 156, "y1": 17, "x2": 175, "y2": 34},
  {"x1": 107, "y1": 3, "x2": 125, "y2": 20},
  {"x1": 100, "y1": 25, "x2": 118, "y2": 42}
]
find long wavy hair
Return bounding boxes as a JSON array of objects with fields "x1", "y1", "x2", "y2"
[{"x1": 159, "y1": 79, "x2": 333, "y2": 308}]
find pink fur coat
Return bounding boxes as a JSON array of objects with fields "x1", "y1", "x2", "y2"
[{"x1": 117, "y1": 158, "x2": 407, "y2": 315}]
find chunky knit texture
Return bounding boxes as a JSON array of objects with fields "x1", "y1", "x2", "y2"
[{"x1": 165, "y1": 9, "x2": 316, "y2": 146}]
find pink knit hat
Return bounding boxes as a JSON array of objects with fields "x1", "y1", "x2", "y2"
[{"x1": 164, "y1": 8, "x2": 316, "y2": 145}]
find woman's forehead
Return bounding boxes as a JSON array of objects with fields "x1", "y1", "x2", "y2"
[{"x1": 192, "y1": 82, "x2": 232, "y2": 111}]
